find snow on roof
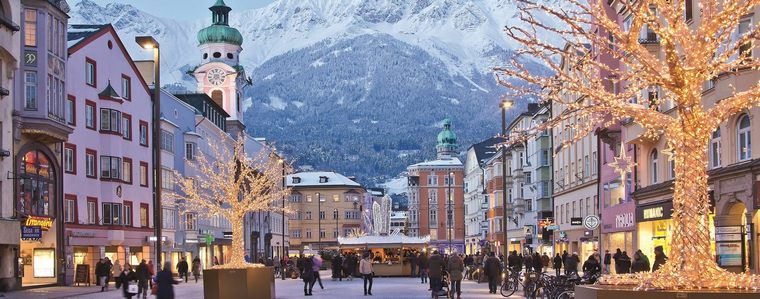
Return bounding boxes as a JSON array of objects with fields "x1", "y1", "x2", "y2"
[
  {"x1": 390, "y1": 211, "x2": 407, "y2": 219},
  {"x1": 408, "y1": 157, "x2": 463, "y2": 168},
  {"x1": 287, "y1": 171, "x2": 361, "y2": 187},
  {"x1": 338, "y1": 235, "x2": 430, "y2": 248}
]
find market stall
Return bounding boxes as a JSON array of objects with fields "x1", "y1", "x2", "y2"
[{"x1": 338, "y1": 235, "x2": 430, "y2": 277}]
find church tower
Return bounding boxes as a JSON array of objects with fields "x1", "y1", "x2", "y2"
[
  {"x1": 193, "y1": 0, "x2": 247, "y2": 135},
  {"x1": 436, "y1": 118, "x2": 459, "y2": 159}
]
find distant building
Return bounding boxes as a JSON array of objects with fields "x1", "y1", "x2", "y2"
[
  {"x1": 463, "y1": 137, "x2": 501, "y2": 255},
  {"x1": 390, "y1": 211, "x2": 408, "y2": 235}
]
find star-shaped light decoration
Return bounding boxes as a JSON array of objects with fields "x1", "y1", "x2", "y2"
[
  {"x1": 609, "y1": 144, "x2": 636, "y2": 180},
  {"x1": 661, "y1": 145, "x2": 676, "y2": 161}
]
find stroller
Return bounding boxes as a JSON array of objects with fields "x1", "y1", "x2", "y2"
[{"x1": 434, "y1": 270, "x2": 451, "y2": 297}]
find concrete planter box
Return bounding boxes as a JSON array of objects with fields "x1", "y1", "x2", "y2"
[
  {"x1": 576, "y1": 285, "x2": 760, "y2": 299},
  {"x1": 203, "y1": 267, "x2": 275, "y2": 299}
]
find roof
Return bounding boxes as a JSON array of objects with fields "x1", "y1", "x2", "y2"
[
  {"x1": 468, "y1": 137, "x2": 503, "y2": 166},
  {"x1": 506, "y1": 103, "x2": 541, "y2": 131},
  {"x1": 338, "y1": 235, "x2": 430, "y2": 248},
  {"x1": 408, "y1": 157, "x2": 463, "y2": 168},
  {"x1": 67, "y1": 24, "x2": 107, "y2": 50},
  {"x1": 286, "y1": 171, "x2": 362, "y2": 188},
  {"x1": 173, "y1": 93, "x2": 230, "y2": 118}
]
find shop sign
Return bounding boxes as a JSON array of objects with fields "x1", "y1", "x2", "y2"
[
  {"x1": 71, "y1": 231, "x2": 95, "y2": 238},
  {"x1": 615, "y1": 212, "x2": 635, "y2": 229},
  {"x1": 570, "y1": 217, "x2": 583, "y2": 226},
  {"x1": 715, "y1": 234, "x2": 742, "y2": 242},
  {"x1": 21, "y1": 226, "x2": 42, "y2": 240},
  {"x1": 715, "y1": 226, "x2": 742, "y2": 234},
  {"x1": 547, "y1": 225, "x2": 560, "y2": 231},
  {"x1": 636, "y1": 201, "x2": 673, "y2": 222},
  {"x1": 716, "y1": 242, "x2": 742, "y2": 267},
  {"x1": 524, "y1": 225, "x2": 535, "y2": 236},
  {"x1": 25, "y1": 216, "x2": 53, "y2": 230},
  {"x1": 185, "y1": 239, "x2": 199, "y2": 244},
  {"x1": 205, "y1": 235, "x2": 214, "y2": 244},
  {"x1": 583, "y1": 215, "x2": 600, "y2": 230}
]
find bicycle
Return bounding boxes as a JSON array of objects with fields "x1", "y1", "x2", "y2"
[
  {"x1": 500, "y1": 268, "x2": 539, "y2": 297},
  {"x1": 532, "y1": 273, "x2": 578, "y2": 299}
]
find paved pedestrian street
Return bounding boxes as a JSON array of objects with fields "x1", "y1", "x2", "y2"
[{"x1": 1, "y1": 271, "x2": 529, "y2": 299}]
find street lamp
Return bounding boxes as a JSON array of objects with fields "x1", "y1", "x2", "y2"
[
  {"x1": 448, "y1": 171, "x2": 453, "y2": 254},
  {"x1": 334, "y1": 208, "x2": 339, "y2": 243},
  {"x1": 136, "y1": 36, "x2": 162, "y2": 268},
  {"x1": 278, "y1": 158, "x2": 286, "y2": 280},
  {"x1": 500, "y1": 98, "x2": 513, "y2": 257},
  {"x1": 317, "y1": 192, "x2": 321, "y2": 251}
]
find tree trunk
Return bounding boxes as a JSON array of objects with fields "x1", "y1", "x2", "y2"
[{"x1": 225, "y1": 214, "x2": 247, "y2": 268}]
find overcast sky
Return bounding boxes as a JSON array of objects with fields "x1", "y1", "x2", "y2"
[{"x1": 86, "y1": 0, "x2": 277, "y2": 20}]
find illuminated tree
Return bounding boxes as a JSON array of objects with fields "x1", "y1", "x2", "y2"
[
  {"x1": 494, "y1": 0, "x2": 760, "y2": 290},
  {"x1": 173, "y1": 137, "x2": 290, "y2": 269}
]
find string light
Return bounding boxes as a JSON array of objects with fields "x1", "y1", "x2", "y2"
[
  {"x1": 494, "y1": 0, "x2": 760, "y2": 291},
  {"x1": 172, "y1": 137, "x2": 291, "y2": 269}
]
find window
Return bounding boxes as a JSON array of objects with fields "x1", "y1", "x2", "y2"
[
  {"x1": 684, "y1": 0, "x2": 693, "y2": 22},
  {"x1": 87, "y1": 198, "x2": 97, "y2": 224},
  {"x1": 185, "y1": 213, "x2": 197, "y2": 230},
  {"x1": 24, "y1": 9, "x2": 36, "y2": 46},
  {"x1": 185, "y1": 142, "x2": 196, "y2": 160},
  {"x1": 292, "y1": 230, "x2": 301, "y2": 238},
  {"x1": 429, "y1": 209, "x2": 437, "y2": 226},
  {"x1": 139, "y1": 121, "x2": 149, "y2": 146},
  {"x1": 102, "y1": 202, "x2": 122, "y2": 225},
  {"x1": 121, "y1": 75, "x2": 131, "y2": 100},
  {"x1": 85, "y1": 101, "x2": 96, "y2": 129},
  {"x1": 710, "y1": 129, "x2": 721, "y2": 168},
  {"x1": 64, "y1": 195, "x2": 76, "y2": 224},
  {"x1": 161, "y1": 168, "x2": 174, "y2": 190},
  {"x1": 24, "y1": 72, "x2": 37, "y2": 109},
  {"x1": 650, "y1": 149, "x2": 659, "y2": 184},
  {"x1": 100, "y1": 156, "x2": 121, "y2": 180},
  {"x1": 65, "y1": 95, "x2": 75, "y2": 125},
  {"x1": 162, "y1": 208, "x2": 175, "y2": 229},
  {"x1": 100, "y1": 108, "x2": 121, "y2": 134},
  {"x1": 319, "y1": 211, "x2": 325, "y2": 220},
  {"x1": 429, "y1": 189, "x2": 438, "y2": 204},
  {"x1": 738, "y1": 115, "x2": 752, "y2": 161},
  {"x1": 289, "y1": 194, "x2": 302, "y2": 202},
  {"x1": 332, "y1": 194, "x2": 339, "y2": 202},
  {"x1": 333, "y1": 209, "x2": 339, "y2": 220},
  {"x1": 591, "y1": 151, "x2": 598, "y2": 175},
  {"x1": 319, "y1": 229, "x2": 325, "y2": 238},
  {"x1": 160, "y1": 130, "x2": 174, "y2": 153},
  {"x1": 64, "y1": 143, "x2": 75, "y2": 174},
  {"x1": 85, "y1": 149, "x2": 96, "y2": 178},
  {"x1": 124, "y1": 202, "x2": 133, "y2": 226},
  {"x1": 140, "y1": 204, "x2": 149, "y2": 227},
  {"x1": 428, "y1": 175, "x2": 438, "y2": 186},
  {"x1": 122, "y1": 113, "x2": 132, "y2": 140},
  {"x1": 306, "y1": 230, "x2": 312, "y2": 239},
  {"x1": 306, "y1": 211, "x2": 312, "y2": 220},
  {"x1": 738, "y1": 18, "x2": 752, "y2": 58},
  {"x1": 139, "y1": 162, "x2": 148, "y2": 187},
  {"x1": 122, "y1": 158, "x2": 132, "y2": 184},
  {"x1": 85, "y1": 58, "x2": 96, "y2": 87}
]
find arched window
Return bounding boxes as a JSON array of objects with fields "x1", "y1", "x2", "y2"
[
  {"x1": 18, "y1": 149, "x2": 56, "y2": 216},
  {"x1": 211, "y1": 90, "x2": 223, "y2": 108},
  {"x1": 738, "y1": 115, "x2": 751, "y2": 161},
  {"x1": 650, "y1": 149, "x2": 658, "y2": 184},
  {"x1": 710, "y1": 129, "x2": 721, "y2": 168}
]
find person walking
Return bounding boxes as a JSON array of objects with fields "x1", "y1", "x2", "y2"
[
  {"x1": 561, "y1": 250, "x2": 569, "y2": 274},
  {"x1": 447, "y1": 253, "x2": 464, "y2": 299},
  {"x1": 524, "y1": 253, "x2": 534, "y2": 272},
  {"x1": 613, "y1": 248, "x2": 623, "y2": 274},
  {"x1": 312, "y1": 254, "x2": 324, "y2": 289},
  {"x1": 552, "y1": 253, "x2": 562, "y2": 276},
  {"x1": 136, "y1": 259, "x2": 150, "y2": 299},
  {"x1": 191, "y1": 257, "x2": 202, "y2": 283},
  {"x1": 113, "y1": 260, "x2": 123, "y2": 289},
  {"x1": 541, "y1": 253, "x2": 550, "y2": 269},
  {"x1": 409, "y1": 252, "x2": 418, "y2": 278},
  {"x1": 104, "y1": 258, "x2": 114, "y2": 289},
  {"x1": 533, "y1": 252, "x2": 542, "y2": 273},
  {"x1": 603, "y1": 250, "x2": 612, "y2": 274},
  {"x1": 418, "y1": 252, "x2": 429, "y2": 284},
  {"x1": 342, "y1": 254, "x2": 356, "y2": 281},
  {"x1": 652, "y1": 246, "x2": 668, "y2": 272},
  {"x1": 565, "y1": 252, "x2": 579, "y2": 276},
  {"x1": 332, "y1": 254, "x2": 344, "y2": 281},
  {"x1": 359, "y1": 252, "x2": 374, "y2": 296},
  {"x1": 484, "y1": 252, "x2": 502, "y2": 294},
  {"x1": 120, "y1": 264, "x2": 137, "y2": 299},
  {"x1": 427, "y1": 250, "x2": 444, "y2": 298},
  {"x1": 156, "y1": 262, "x2": 178, "y2": 299},
  {"x1": 582, "y1": 255, "x2": 601, "y2": 276},
  {"x1": 96, "y1": 258, "x2": 109, "y2": 291},
  {"x1": 147, "y1": 260, "x2": 155, "y2": 289},
  {"x1": 302, "y1": 255, "x2": 315, "y2": 296},
  {"x1": 176, "y1": 257, "x2": 189, "y2": 283}
]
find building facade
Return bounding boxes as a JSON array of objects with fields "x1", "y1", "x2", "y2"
[
  {"x1": 64, "y1": 24, "x2": 154, "y2": 285},
  {"x1": 13, "y1": 0, "x2": 71, "y2": 288},
  {"x1": 463, "y1": 137, "x2": 500, "y2": 255},
  {"x1": 407, "y1": 119, "x2": 465, "y2": 253},
  {"x1": 526, "y1": 105, "x2": 554, "y2": 255},
  {"x1": 0, "y1": 0, "x2": 21, "y2": 291},
  {"x1": 287, "y1": 172, "x2": 365, "y2": 251}
]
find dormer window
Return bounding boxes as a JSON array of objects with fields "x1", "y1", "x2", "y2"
[
  {"x1": 292, "y1": 176, "x2": 301, "y2": 184},
  {"x1": 319, "y1": 176, "x2": 329, "y2": 183}
]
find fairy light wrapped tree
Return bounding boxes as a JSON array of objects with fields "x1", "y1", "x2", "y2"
[
  {"x1": 173, "y1": 137, "x2": 290, "y2": 269},
  {"x1": 494, "y1": 0, "x2": 760, "y2": 290}
]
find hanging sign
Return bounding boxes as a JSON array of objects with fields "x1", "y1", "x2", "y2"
[
  {"x1": 583, "y1": 215, "x2": 600, "y2": 230},
  {"x1": 570, "y1": 217, "x2": 583, "y2": 226},
  {"x1": 21, "y1": 226, "x2": 42, "y2": 240},
  {"x1": 25, "y1": 216, "x2": 54, "y2": 230}
]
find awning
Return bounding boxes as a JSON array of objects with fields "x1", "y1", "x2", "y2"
[{"x1": 338, "y1": 235, "x2": 430, "y2": 249}]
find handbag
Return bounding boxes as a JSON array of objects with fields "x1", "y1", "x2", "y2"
[{"x1": 127, "y1": 283, "x2": 138, "y2": 294}]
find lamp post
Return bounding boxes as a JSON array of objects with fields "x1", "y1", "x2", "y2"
[
  {"x1": 334, "y1": 208, "x2": 339, "y2": 243},
  {"x1": 136, "y1": 36, "x2": 162, "y2": 268},
  {"x1": 448, "y1": 171, "x2": 453, "y2": 254},
  {"x1": 278, "y1": 158, "x2": 286, "y2": 280},
  {"x1": 317, "y1": 192, "x2": 321, "y2": 251},
  {"x1": 500, "y1": 98, "x2": 513, "y2": 257}
]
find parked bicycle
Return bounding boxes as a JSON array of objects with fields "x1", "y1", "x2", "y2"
[
  {"x1": 500, "y1": 268, "x2": 539, "y2": 297},
  {"x1": 531, "y1": 273, "x2": 579, "y2": 299}
]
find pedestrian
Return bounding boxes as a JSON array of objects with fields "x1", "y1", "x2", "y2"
[
  {"x1": 484, "y1": 252, "x2": 501, "y2": 294},
  {"x1": 359, "y1": 252, "x2": 374, "y2": 296},
  {"x1": 428, "y1": 250, "x2": 444, "y2": 297},
  {"x1": 582, "y1": 255, "x2": 601, "y2": 276},
  {"x1": 541, "y1": 252, "x2": 550, "y2": 269},
  {"x1": 342, "y1": 253, "x2": 355, "y2": 281},
  {"x1": 213, "y1": 256, "x2": 220, "y2": 266},
  {"x1": 176, "y1": 257, "x2": 189, "y2": 283},
  {"x1": 637, "y1": 250, "x2": 651, "y2": 271},
  {"x1": 631, "y1": 251, "x2": 651, "y2": 273},
  {"x1": 603, "y1": 250, "x2": 612, "y2": 274},
  {"x1": 533, "y1": 252, "x2": 542, "y2": 273},
  {"x1": 552, "y1": 253, "x2": 562, "y2": 276},
  {"x1": 447, "y1": 253, "x2": 464, "y2": 299},
  {"x1": 652, "y1": 246, "x2": 668, "y2": 272},
  {"x1": 507, "y1": 251, "x2": 518, "y2": 271},
  {"x1": 96, "y1": 258, "x2": 110, "y2": 291},
  {"x1": 565, "y1": 252, "x2": 579, "y2": 276},
  {"x1": 561, "y1": 250, "x2": 569, "y2": 275},
  {"x1": 613, "y1": 248, "x2": 623, "y2": 274},
  {"x1": 418, "y1": 252, "x2": 429, "y2": 284},
  {"x1": 113, "y1": 260, "x2": 123, "y2": 289},
  {"x1": 409, "y1": 251, "x2": 418, "y2": 278},
  {"x1": 147, "y1": 260, "x2": 155, "y2": 289},
  {"x1": 192, "y1": 257, "x2": 202, "y2": 283},
  {"x1": 524, "y1": 253, "x2": 534, "y2": 272},
  {"x1": 332, "y1": 254, "x2": 343, "y2": 281},
  {"x1": 136, "y1": 259, "x2": 150, "y2": 299},
  {"x1": 302, "y1": 255, "x2": 315, "y2": 296},
  {"x1": 312, "y1": 254, "x2": 324, "y2": 289},
  {"x1": 618, "y1": 251, "x2": 632, "y2": 274},
  {"x1": 156, "y1": 262, "x2": 178, "y2": 299},
  {"x1": 104, "y1": 257, "x2": 114, "y2": 289},
  {"x1": 120, "y1": 264, "x2": 137, "y2": 299}
]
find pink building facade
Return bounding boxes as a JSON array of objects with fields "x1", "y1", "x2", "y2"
[{"x1": 62, "y1": 24, "x2": 153, "y2": 285}]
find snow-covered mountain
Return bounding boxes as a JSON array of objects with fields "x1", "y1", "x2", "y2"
[{"x1": 70, "y1": 0, "x2": 548, "y2": 184}]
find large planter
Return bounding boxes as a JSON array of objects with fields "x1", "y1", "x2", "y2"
[
  {"x1": 576, "y1": 285, "x2": 760, "y2": 299},
  {"x1": 203, "y1": 267, "x2": 275, "y2": 299}
]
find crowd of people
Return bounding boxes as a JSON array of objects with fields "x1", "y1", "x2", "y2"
[{"x1": 93, "y1": 256, "x2": 205, "y2": 299}]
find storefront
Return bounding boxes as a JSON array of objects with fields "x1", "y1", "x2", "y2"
[
  {"x1": 66, "y1": 229, "x2": 153, "y2": 284},
  {"x1": 601, "y1": 201, "x2": 636, "y2": 268},
  {"x1": 636, "y1": 200, "x2": 674, "y2": 258},
  {"x1": 554, "y1": 228, "x2": 598, "y2": 260}
]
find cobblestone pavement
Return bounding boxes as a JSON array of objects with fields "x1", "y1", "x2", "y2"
[{"x1": 1, "y1": 271, "x2": 529, "y2": 299}]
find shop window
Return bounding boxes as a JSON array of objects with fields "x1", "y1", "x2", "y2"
[
  {"x1": 738, "y1": 114, "x2": 751, "y2": 161},
  {"x1": 18, "y1": 150, "x2": 55, "y2": 216},
  {"x1": 33, "y1": 249, "x2": 55, "y2": 278}
]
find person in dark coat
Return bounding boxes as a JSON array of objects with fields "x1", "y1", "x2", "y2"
[
  {"x1": 582, "y1": 255, "x2": 601, "y2": 276},
  {"x1": 617, "y1": 252, "x2": 632, "y2": 274},
  {"x1": 565, "y1": 253, "x2": 579, "y2": 276},
  {"x1": 104, "y1": 258, "x2": 113, "y2": 289},
  {"x1": 552, "y1": 254, "x2": 562, "y2": 276},
  {"x1": 155, "y1": 262, "x2": 178, "y2": 299},
  {"x1": 507, "y1": 251, "x2": 518, "y2": 271},
  {"x1": 631, "y1": 251, "x2": 651, "y2": 273},
  {"x1": 408, "y1": 252, "x2": 417, "y2": 278},
  {"x1": 120, "y1": 264, "x2": 137, "y2": 299},
  {"x1": 191, "y1": 257, "x2": 202, "y2": 283},
  {"x1": 484, "y1": 252, "x2": 502, "y2": 294},
  {"x1": 524, "y1": 253, "x2": 534, "y2": 272},
  {"x1": 136, "y1": 259, "x2": 150, "y2": 298},
  {"x1": 652, "y1": 246, "x2": 668, "y2": 272},
  {"x1": 603, "y1": 250, "x2": 612, "y2": 274},
  {"x1": 418, "y1": 252, "x2": 429, "y2": 284},
  {"x1": 532, "y1": 252, "x2": 542, "y2": 273},
  {"x1": 613, "y1": 248, "x2": 623, "y2": 274},
  {"x1": 341, "y1": 254, "x2": 355, "y2": 281},
  {"x1": 331, "y1": 254, "x2": 343, "y2": 281},
  {"x1": 561, "y1": 250, "x2": 569, "y2": 273},
  {"x1": 95, "y1": 259, "x2": 107, "y2": 290},
  {"x1": 302, "y1": 255, "x2": 315, "y2": 296},
  {"x1": 176, "y1": 257, "x2": 189, "y2": 283},
  {"x1": 428, "y1": 251, "x2": 444, "y2": 297}
]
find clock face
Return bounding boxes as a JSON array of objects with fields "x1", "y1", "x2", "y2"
[{"x1": 207, "y1": 68, "x2": 226, "y2": 86}]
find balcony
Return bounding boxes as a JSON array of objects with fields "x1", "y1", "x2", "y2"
[
  {"x1": 15, "y1": 111, "x2": 73, "y2": 143},
  {"x1": 537, "y1": 135, "x2": 551, "y2": 149},
  {"x1": 535, "y1": 197, "x2": 552, "y2": 212}
]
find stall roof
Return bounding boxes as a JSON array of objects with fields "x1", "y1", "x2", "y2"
[{"x1": 338, "y1": 235, "x2": 431, "y2": 248}]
